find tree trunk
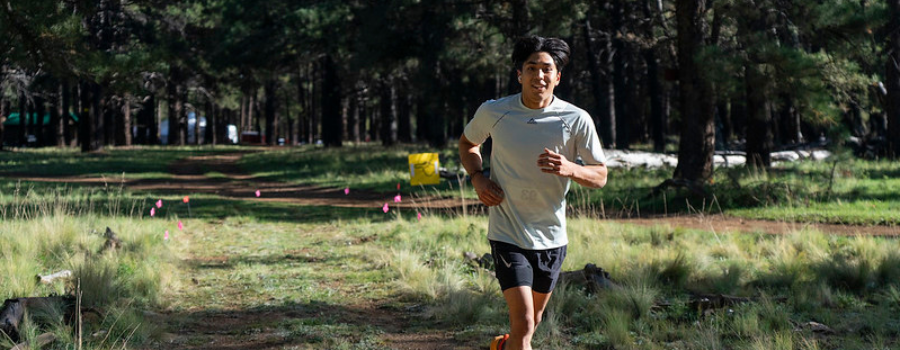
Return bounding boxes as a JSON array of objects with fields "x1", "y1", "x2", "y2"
[
  {"x1": 265, "y1": 78, "x2": 277, "y2": 146},
  {"x1": 48, "y1": 92, "x2": 60, "y2": 147},
  {"x1": 506, "y1": 0, "x2": 529, "y2": 95},
  {"x1": 66, "y1": 83, "x2": 77, "y2": 147},
  {"x1": 348, "y1": 89, "x2": 360, "y2": 144},
  {"x1": 57, "y1": 81, "x2": 68, "y2": 146},
  {"x1": 611, "y1": 0, "x2": 631, "y2": 149},
  {"x1": 582, "y1": 17, "x2": 608, "y2": 147},
  {"x1": 192, "y1": 98, "x2": 200, "y2": 145},
  {"x1": 206, "y1": 100, "x2": 215, "y2": 145},
  {"x1": 149, "y1": 95, "x2": 159, "y2": 145},
  {"x1": 34, "y1": 95, "x2": 46, "y2": 147},
  {"x1": 321, "y1": 55, "x2": 342, "y2": 147},
  {"x1": 179, "y1": 84, "x2": 188, "y2": 145},
  {"x1": 643, "y1": 0, "x2": 666, "y2": 152},
  {"x1": 888, "y1": 0, "x2": 900, "y2": 159},
  {"x1": 295, "y1": 66, "x2": 307, "y2": 144},
  {"x1": 673, "y1": 0, "x2": 716, "y2": 184},
  {"x1": 398, "y1": 78, "x2": 412, "y2": 143},
  {"x1": 380, "y1": 77, "x2": 398, "y2": 146},
  {"x1": 0, "y1": 98, "x2": 7, "y2": 151},
  {"x1": 79, "y1": 81, "x2": 101, "y2": 153},
  {"x1": 745, "y1": 64, "x2": 772, "y2": 168},
  {"x1": 310, "y1": 63, "x2": 318, "y2": 144},
  {"x1": 101, "y1": 96, "x2": 113, "y2": 146},
  {"x1": 123, "y1": 94, "x2": 132, "y2": 146},
  {"x1": 17, "y1": 91, "x2": 26, "y2": 147}
]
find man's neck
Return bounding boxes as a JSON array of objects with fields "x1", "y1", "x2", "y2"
[{"x1": 521, "y1": 95, "x2": 554, "y2": 109}]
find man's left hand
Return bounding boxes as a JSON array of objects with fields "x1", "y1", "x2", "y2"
[{"x1": 537, "y1": 148, "x2": 576, "y2": 177}]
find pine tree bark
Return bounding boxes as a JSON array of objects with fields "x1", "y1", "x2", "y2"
[
  {"x1": 149, "y1": 95, "x2": 159, "y2": 145},
  {"x1": 397, "y1": 78, "x2": 412, "y2": 143},
  {"x1": 673, "y1": 0, "x2": 716, "y2": 184},
  {"x1": 57, "y1": 81, "x2": 68, "y2": 146},
  {"x1": 321, "y1": 55, "x2": 342, "y2": 147},
  {"x1": 48, "y1": 92, "x2": 60, "y2": 147},
  {"x1": 34, "y1": 95, "x2": 46, "y2": 147},
  {"x1": 0, "y1": 98, "x2": 7, "y2": 151},
  {"x1": 380, "y1": 77, "x2": 398, "y2": 146},
  {"x1": 123, "y1": 94, "x2": 133, "y2": 146},
  {"x1": 348, "y1": 88, "x2": 360, "y2": 144},
  {"x1": 205, "y1": 100, "x2": 215, "y2": 145},
  {"x1": 745, "y1": 64, "x2": 772, "y2": 168},
  {"x1": 265, "y1": 78, "x2": 277, "y2": 146},
  {"x1": 886, "y1": 0, "x2": 900, "y2": 158},
  {"x1": 643, "y1": 0, "x2": 667, "y2": 152}
]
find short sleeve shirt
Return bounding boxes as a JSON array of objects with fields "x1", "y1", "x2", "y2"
[{"x1": 463, "y1": 94, "x2": 606, "y2": 250}]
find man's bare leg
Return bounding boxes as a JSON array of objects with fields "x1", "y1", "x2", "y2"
[
  {"x1": 503, "y1": 286, "x2": 536, "y2": 350},
  {"x1": 532, "y1": 290, "x2": 553, "y2": 327}
]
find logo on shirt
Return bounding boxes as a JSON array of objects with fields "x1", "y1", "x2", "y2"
[{"x1": 527, "y1": 118, "x2": 537, "y2": 125}]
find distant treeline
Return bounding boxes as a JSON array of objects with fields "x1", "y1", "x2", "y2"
[{"x1": 2, "y1": 0, "x2": 899, "y2": 184}]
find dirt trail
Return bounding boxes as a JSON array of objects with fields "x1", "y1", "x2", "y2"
[{"x1": 13, "y1": 152, "x2": 466, "y2": 210}]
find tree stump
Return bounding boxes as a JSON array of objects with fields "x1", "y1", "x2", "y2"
[
  {"x1": 99, "y1": 227, "x2": 122, "y2": 253},
  {"x1": 559, "y1": 263, "x2": 619, "y2": 293}
]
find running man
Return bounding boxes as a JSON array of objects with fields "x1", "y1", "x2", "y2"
[{"x1": 458, "y1": 35, "x2": 608, "y2": 350}]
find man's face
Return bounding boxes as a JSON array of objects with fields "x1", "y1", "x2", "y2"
[{"x1": 518, "y1": 51, "x2": 560, "y2": 104}]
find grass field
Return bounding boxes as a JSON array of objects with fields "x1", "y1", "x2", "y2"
[{"x1": 0, "y1": 145, "x2": 898, "y2": 349}]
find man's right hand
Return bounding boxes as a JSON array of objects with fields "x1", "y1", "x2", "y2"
[{"x1": 471, "y1": 173, "x2": 504, "y2": 206}]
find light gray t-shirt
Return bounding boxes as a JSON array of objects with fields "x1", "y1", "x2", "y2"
[{"x1": 463, "y1": 94, "x2": 606, "y2": 250}]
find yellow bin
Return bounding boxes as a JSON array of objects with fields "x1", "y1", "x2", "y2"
[{"x1": 409, "y1": 153, "x2": 440, "y2": 186}]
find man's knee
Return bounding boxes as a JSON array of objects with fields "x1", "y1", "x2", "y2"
[{"x1": 510, "y1": 313, "x2": 536, "y2": 335}]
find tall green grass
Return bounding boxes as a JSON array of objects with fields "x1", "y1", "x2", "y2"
[
  {"x1": 374, "y1": 214, "x2": 900, "y2": 349},
  {"x1": 0, "y1": 188, "x2": 177, "y2": 349}
]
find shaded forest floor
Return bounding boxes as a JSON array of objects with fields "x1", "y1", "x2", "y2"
[{"x1": 3, "y1": 151, "x2": 899, "y2": 349}]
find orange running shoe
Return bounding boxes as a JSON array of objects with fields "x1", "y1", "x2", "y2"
[{"x1": 490, "y1": 334, "x2": 509, "y2": 350}]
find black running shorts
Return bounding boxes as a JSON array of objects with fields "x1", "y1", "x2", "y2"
[{"x1": 489, "y1": 240, "x2": 567, "y2": 294}]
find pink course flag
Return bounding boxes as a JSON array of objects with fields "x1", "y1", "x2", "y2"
[
  {"x1": 156, "y1": 199, "x2": 163, "y2": 208},
  {"x1": 255, "y1": 190, "x2": 261, "y2": 197},
  {"x1": 382, "y1": 203, "x2": 389, "y2": 213},
  {"x1": 164, "y1": 230, "x2": 169, "y2": 240},
  {"x1": 344, "y1": 187, "x2": 350, "y2": 195},
  {"x1": 417, "y1": 212, "x2": 422, "y2": 221},
  {"x1": 394, "y1": 194, "x2": 401, "y2": 203},
  {"x1": 183, "y1": 196, "x2": 190, "y2": 203},
  {"x1": 150, "y1": 208, "x2": 155, "y2": 217},
  {"x1": 177, "y1": 221, "x2": 184, "y2": 230}
]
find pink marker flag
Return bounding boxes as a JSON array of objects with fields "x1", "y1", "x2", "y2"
[
  {"x1": 417, "y1": 212, "x2": 422, "y2": 221},
  {"x1": 177, "y1": 221, "x2": 184, "y2": 230},
  {"x1": 394, "y1": 194, "x2": 401, "y2": 203},
  {"x1": 156, "y1": 199, "x2": 163, "y2": 208},
  {"x1": 382, "y1": 203, "x2": 389, "y2": 213},
  {"x1": 255, "y1": 190, "x2": 261, "y2": 197},
  {"x1": 344, "y1": 187, "x2": 350, "y2": 195},
  {"x1": 150, "y1": 208, "x2": 155, "y2": 217},
  {"x1": 164, "y1": 230, "x2": 169, "y2": 240},
  {"x1": 183, "y1": 196, "x2": 190, "y2": 203}
]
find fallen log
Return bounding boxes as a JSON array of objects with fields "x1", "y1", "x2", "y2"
[
  {"x1": 688, "y1": 293, "x2": 787, "y2": 314},
  {"x1": 10, "y1": 332, "x2": 56, "y2": 350},
  {"x1": 0, "y1": 297, "x2": 75, "y2": 343},
  {"x1": 559, "y1": 264, "x2": 619, "y2": 293},
  {"x1": 35, "y1": 270, "x2": 73, "y2": 285}
]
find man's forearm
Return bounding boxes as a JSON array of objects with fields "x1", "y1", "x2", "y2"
[
  {"x1": 570, "y1": 164, "x2": 607, "y2": 188},
  {"x1": 458, "y1": 136, "x2": 485, "y2": 176}
]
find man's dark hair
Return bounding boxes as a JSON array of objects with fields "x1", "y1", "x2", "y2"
[{"x1": 512, "y1": 36, "x2": 571, "y2": 72}]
